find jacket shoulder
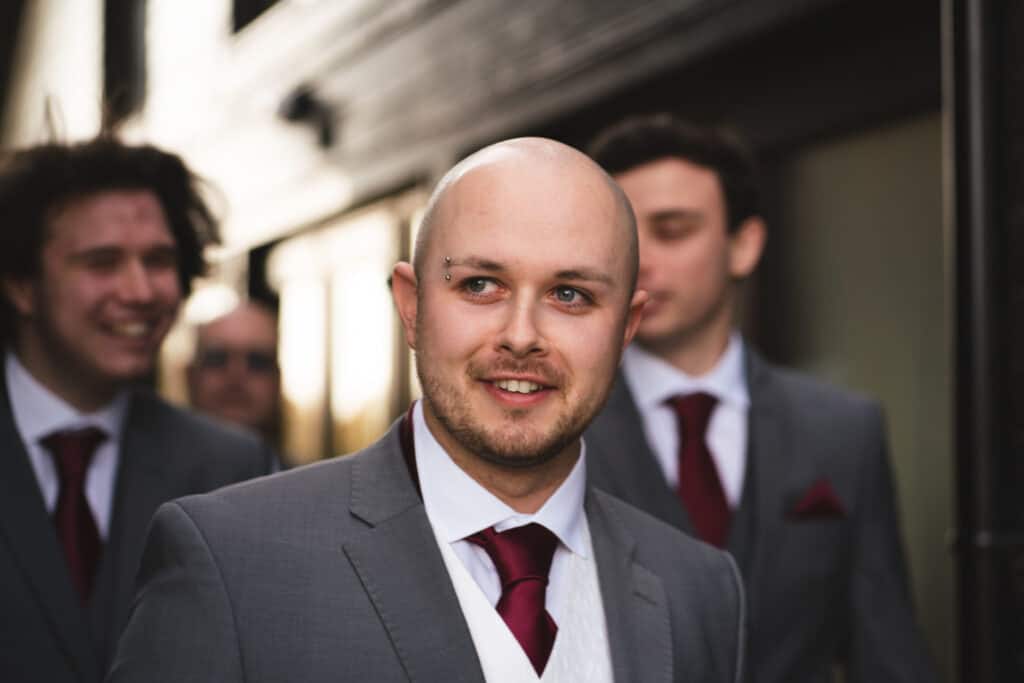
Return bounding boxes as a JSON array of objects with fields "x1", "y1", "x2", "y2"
[
  {"x1": 593, "y1": 488, "x2": 736, "y2": 576},
  {"x1": 591, "y1": 488, "x2": 745, "y2": 681},
  {"x1": 754, "y1": 356, "x2": 880, "y2": 418},
  {"x1": 168, "y1": 438, "x2": 388, "y2": 539},
  {"x1": 128, "y1": 391, "x2": 273, "y2": 473}
]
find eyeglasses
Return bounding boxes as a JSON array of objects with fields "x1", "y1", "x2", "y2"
[{"x1": 196, "y1": 348, "x2": 278, "y2": 374}]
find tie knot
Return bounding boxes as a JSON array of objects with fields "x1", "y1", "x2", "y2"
[
  {"x1": 468, "y1": 523, "x2": 558, "y2": 589},
  {"x1": 667, "y1": 392, "x2": 718, "y2": 437},
  {"x1": 41, "y1": 427, "x2": 107, "y2": 484}
]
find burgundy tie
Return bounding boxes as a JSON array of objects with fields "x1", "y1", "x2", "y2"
[
  {"x1": 40, "y1": 426, "x2": 107, "y2": 603},
  {"x1": 667, "y1": 392, "x2": 731, "y2": 548},
  {"x1": 468, "y1": 523, "x2": 559, "y2": 675}
]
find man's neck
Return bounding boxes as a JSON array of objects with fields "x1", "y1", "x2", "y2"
[
  {"x1": 10, "y1": 345, "x2": 117, "y2": 413},
  {"x1": 458, "y1": 452, "x2": 579, "y2": 515},
  {"x1": 421, "y1": 403, "x2": 580, "y2": 514},
  {"x1": 641, "y1": 320, "x2": 734, "y2": 377}
]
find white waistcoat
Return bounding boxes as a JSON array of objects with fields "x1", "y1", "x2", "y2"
[{"x1": 435, "y1": 522, "x2": 616, "y2": 683}]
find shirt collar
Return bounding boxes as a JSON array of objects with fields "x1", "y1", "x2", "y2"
[
  {"x1": 6, "y1": 350, "x2": 129, "y2": 445},
  {"x1": 622, "y1": 333, "x2": 750, "y2": 410},
  {"x1": 412, "y1": 400, "x2": 589, "y2": 557}
]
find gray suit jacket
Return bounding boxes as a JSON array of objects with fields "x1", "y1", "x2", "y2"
[
  {"x1": 0, "y1": 379, "x2": 274, "y2": 683},
  {"x1": 585, "y1": 349, "x2": 936, "y2": 683},
  {"x1": 109, "y1": 420, "x2": 746, "y2": 683}
]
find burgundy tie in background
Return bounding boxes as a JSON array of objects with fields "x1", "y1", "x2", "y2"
[
  {"x1": 667, "y1": 392, "x2": 731, "y2": 548},
  {"x1": 41, "y1": 426, "x2": 107, "y2": 604},
  {"x1": 468, "y1": 523, "x2": 559, "y2": 675}
]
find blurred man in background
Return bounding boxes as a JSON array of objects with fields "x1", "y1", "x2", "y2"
[
  {"x1": 187, "y1": 300, "x2": 282, "y2": 449},
  {"x1": 0, "y1": 136, "x2": 274, "y2": 683},
  {"x1": 585, "y1": 114, "x2": 936, "y2": 683}
]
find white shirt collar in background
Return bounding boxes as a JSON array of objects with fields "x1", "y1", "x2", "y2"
[
  {"x1": 621, "y1": 334, "x2": 750, "y2": 507},
  {"x1": 6, "y1": 350, "x2": 128, "y2": 538}
]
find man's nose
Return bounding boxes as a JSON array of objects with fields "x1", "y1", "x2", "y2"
[
  {"x1": 497, "y1": 301, "x2": 546, "y2": 357},
  {"x1": 118, "y1": 261, "x2": 156, "y2": 302}
]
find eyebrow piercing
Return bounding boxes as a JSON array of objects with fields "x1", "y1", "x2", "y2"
[{"x1": 443, "y1": 256, "x2": 452, "y2": 280}]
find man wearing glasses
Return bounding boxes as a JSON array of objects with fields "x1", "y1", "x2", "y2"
[{"x1": 188, "y1": 300, "x2": 283, "y2": 458}]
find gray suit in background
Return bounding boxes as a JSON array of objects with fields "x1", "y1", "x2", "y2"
[
  {"x1": 586, "y1": 349, "x2": 936, "y2": 683},
  {"x1": 109, "y1": 420, "x2": 746, "y2": 683},
  {"x1": 0, "y1": 382, "x2": 274, "y2": 683}
]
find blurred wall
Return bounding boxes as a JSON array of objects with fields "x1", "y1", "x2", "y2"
[
  {"x1": 1, "y1": 0, "x2": 102, "y2": 145},
  {"x1": 777, "y1": 112, "x2": 952, "y2": 679}
]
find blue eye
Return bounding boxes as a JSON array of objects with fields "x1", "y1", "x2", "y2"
[{"x1": 554, "y1": 287, "x2": 579, "y2": 303}]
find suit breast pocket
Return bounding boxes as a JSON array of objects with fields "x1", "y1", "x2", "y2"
[{"x1": 780, "y1": 517, "x2": 851, "y2": 580}]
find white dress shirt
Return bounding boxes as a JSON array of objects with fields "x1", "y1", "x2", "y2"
[
  {"x1": 412, "y1": 400, "x2": 589, "y2": 623},
  {"x1": 621, "y1": 334, "x2": 750, "y2": 508},
  {"x1": 6, "y1": 351, "x2": 128, "y2": 539}
]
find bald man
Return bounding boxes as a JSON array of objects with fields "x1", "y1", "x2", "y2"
[
  {"x1": 109, "y1": 139, "x2": 745, "y2": 683},
  {"x1": 187, "y1": 302, "x2": 282, "y2": 445}
]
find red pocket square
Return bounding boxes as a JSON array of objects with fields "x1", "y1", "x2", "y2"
[{"x1": 788, "y1": 478, "x2": 846, "y2": 519}]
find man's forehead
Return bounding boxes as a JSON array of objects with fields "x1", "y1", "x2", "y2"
[
  {"x1": 200, "y1": 308, "x2": 277, "y2": 345},
  {"x1": 47, "y1": 189, "x2": 174, "y2": 245},
  {"x1": 416, "y1": 137, "x2": 636, "y2": 285},
  {"x1": 447, "y1": 253, "x2": 619, "y2": 286},
  {"x1": 53, "y1": 188, "x2": 165, "y2": 223}
]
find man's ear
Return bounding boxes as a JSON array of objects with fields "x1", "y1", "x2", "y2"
[
  {"x1": 728, "y1": 215, "x2": 766, "y2": 279},
  {"x1": 2, "y1": 277, "x2": 35, "y2": 317},
  {"x1": 391, "y1": 262, "x2": 419, "y2": 350},
  {"x1": 621, "y1": 288, "x2": 648, "y2": 351}
]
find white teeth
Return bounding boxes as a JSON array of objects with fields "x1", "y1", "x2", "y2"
[
  {"x1": 495, "y1": 379, "x2": 542, "y2": 394},
  {"x1": 111, "y1": 322, "x2": 149, "y2": 337}
]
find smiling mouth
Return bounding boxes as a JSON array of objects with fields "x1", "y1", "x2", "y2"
[
  {"x1": 493, "y1": 379, "x2": 544, "y2": 394},
  {"x1": 108, "y1": 321, "x2": 157, "y2": 339}
]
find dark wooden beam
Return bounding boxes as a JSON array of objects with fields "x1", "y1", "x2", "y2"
[
  {"x1": 103, "y1": 0, "x2": 147, "y2": 126},
  {"x1": 0, "y1": 0, "x2": 26, "y2": 133},
  {"x1": 946, "y1": 0, "x2": 1024, "y2": 680}
]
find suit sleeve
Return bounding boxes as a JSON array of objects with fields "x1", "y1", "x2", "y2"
[
  {"x1": 725, "y1": 551, "x2": 748, "y2": 683},
  {"x1": 106, "y1": 501, "x2": 244, "y2": 683},
  {"x1": 845, "y1": 404, "x2": 937, "y2": 683}
]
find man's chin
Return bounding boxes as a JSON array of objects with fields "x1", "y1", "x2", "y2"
[
  {"x1": 635, "y1": 316, "x2": 694, "y2": 350},
  {"x1": 476, "y1": 449, "x2": 559, "y2": 470},
  {"x1": 98, "y1": 359, "x2": 156, "y2": 385},
  {"x1": 472, "y1": 423, "x2": 581, "y2": 469},
  {"x1": 635, "y1": 329, "x2": 672, "y2": 351}
]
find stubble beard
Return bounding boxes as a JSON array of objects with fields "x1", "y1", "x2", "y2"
[{"x1": 414, "y1": 349, "x2": 600, "y2": 471}]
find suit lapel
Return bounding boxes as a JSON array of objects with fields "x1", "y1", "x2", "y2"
[
  {"x1": 0, "y1": 378, "x2": 100, "y2": 682},
  {"x1": 587, "y1": 490, "x2": 673, "y2": 683},
  {"x1": 589, "y1": 373, "x2": 692, "y2": 533},
  {"x1": 342, "y1": 426, "x2": 485, "y2": 683},
  {"x1": 90, "y1": 391, "x2": 180, "y2": 662},
  {"x1": 739, "y1": 351, "x2": 793, "y2": 616}
]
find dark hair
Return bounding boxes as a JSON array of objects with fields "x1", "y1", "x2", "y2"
[
  {"x1": 588, "y1": 114, "x2": 761, "y2": 232},
  {"x1": 0, "y1": 134, "x2": 219, "y2": 341}
]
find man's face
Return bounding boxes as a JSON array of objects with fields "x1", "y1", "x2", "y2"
[
  {"x1": 188, "y1": 306, "x2": 280, "y2": 435},
  {"x1": 4, "y1": 190, "x2": 181, "y2": 408},
  {"x1": 615, "y1": 157, "x2": 755, "y2": 354},
  {"x1": 397, "y1": 158, "x2": 643, "y2": 469}
]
